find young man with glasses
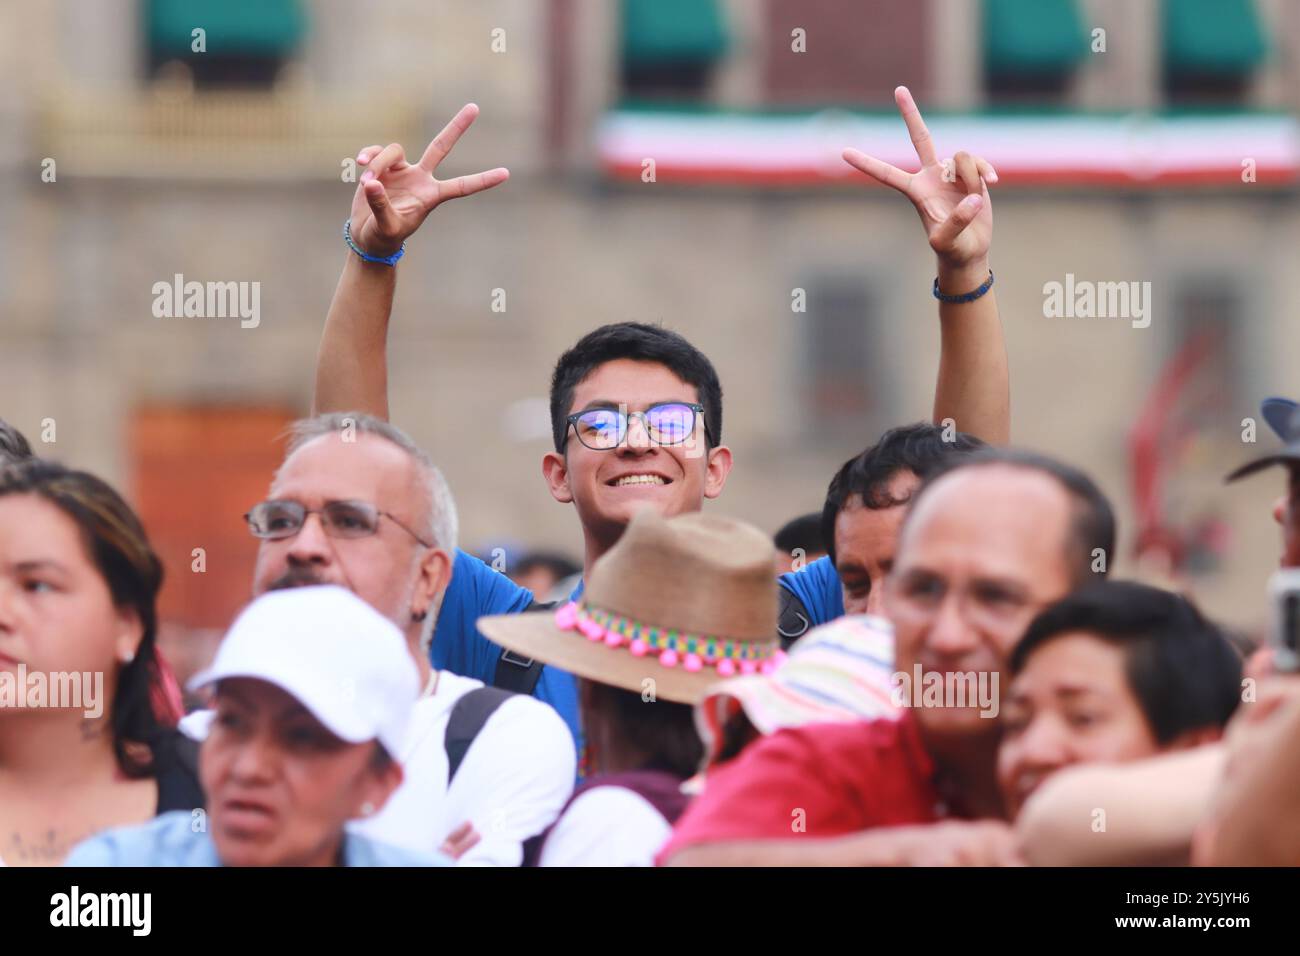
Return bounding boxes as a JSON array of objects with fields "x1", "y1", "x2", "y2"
[{"x1": 311, "y1": 91, "x2": 1010, "y2": 728}]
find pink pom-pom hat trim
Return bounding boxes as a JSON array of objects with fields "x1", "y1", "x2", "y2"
[{"x1": 551, "y1": 601, "x2": 777, "y2": 676}]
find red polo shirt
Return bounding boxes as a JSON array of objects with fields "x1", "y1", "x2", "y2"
[{"x1": 657, "y1": 713, "x2": 942, "y2": 863}]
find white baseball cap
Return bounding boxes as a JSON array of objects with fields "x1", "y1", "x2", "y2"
[{"x1": 189, "y1": 585, "x2": 419, "y2": 756}]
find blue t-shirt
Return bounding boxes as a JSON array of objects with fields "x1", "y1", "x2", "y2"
[
  {"x1": 777, "y1": 555, "x2": 845, "y2": 629},
  {"x1": 65, "y1": 811, "x2": 449, "y2": 867},
  {"x1": 431, "y1": 549, "x2": 581, "y2": 745}
]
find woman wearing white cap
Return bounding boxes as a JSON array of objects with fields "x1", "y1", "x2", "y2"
[{"x1": 66, "y1": 586, "x2": 448, "y2": 866}]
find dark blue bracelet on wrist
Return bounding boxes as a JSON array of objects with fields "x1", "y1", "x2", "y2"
[
  {"x1": 933, "y1": 270, "x2": 994, "y2": 304},
  {"x1": 343, "y1": 219, "x2": 405, "y2": 266}
]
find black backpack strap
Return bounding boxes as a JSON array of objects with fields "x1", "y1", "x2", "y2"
[
  {"x1": 777, "y1": 587, "x2": 812, "y2": 649},
  {"x1": 491, "y1": 599, "x2": 552, "y2": 695},
  {"x1": 445, "y1": 686, "x2": 515, "y2": 786}
]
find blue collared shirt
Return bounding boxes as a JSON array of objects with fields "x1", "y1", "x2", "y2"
[
  {"x1": 431, "y1": 549, "x2": 581, "y2": 744},
  {"x1": 65, "y1": 811, "x2": 450, "y2": 867},
  {"x1": 778, "y1": 554, "x2": 845, "y2": 627}
]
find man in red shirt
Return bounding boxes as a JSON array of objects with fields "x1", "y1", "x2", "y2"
[{"x1": 660, "y1": 448, "x2": 1115, "y2": 866}]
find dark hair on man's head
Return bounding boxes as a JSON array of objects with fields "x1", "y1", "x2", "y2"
[
  {"x1": 910, "y1": 446, "x2": 1116, "y2": 587},
  {"x1": 1010, "y1": 581, "x2": 1242, "y2": 743},
  {"x1": 585, "y1": 680, "x2": 704, "y2": 779},
  {"x1": 0, "y1": 419, "x2": 33, "y2": 465},
  {"x1": 822, "y1": 422, "x2": 985, "y2": 566},
  {"x1": 514, "y1": 551, "x2": 581, "y2": 582},
  {"x1": 549, "y1": 322, "x2": 723, "y2": 453},
  {"x1": 774, "y1": 513, "x2": 825, "y2": 558},
  {"x1": 0, "y1": 459, "x2": 166, "y2": 777}
]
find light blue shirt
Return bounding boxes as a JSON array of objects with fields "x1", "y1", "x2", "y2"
[{"x1": 65, "y1": 811, "x2": 451, "y2": 867}]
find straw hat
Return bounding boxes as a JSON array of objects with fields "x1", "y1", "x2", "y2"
[{"x1": 477, "y1": 510, "x2": 782, "y2": 704}]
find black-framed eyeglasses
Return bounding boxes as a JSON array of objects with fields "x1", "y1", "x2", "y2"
[
  {"x1": 244, "y1": 499, "x2": 434, "y2": 549},
  {"x1": 565, "y1": 402, "x2": 713, "y2": 451}
]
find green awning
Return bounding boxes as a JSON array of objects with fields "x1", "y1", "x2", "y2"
[
  {"x1": 983, "y1": 0, "x2": 1088, "y2": 75},
  {"x1": 147, "y1": 0, "x2": 307, "y2": 58},
  {"x1": 621, "y1": 0, "x2": 728, "y2": 66},
  {"x1": 1163, "y1": 0, "x2": 1267, "y2": 76}
]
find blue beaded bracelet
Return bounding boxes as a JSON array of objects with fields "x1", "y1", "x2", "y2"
[
  {"x1": 933, "y1": 270, "x2": 994, "y2": 304},
  {"x1": 343, "y1": 219, "x2": 405, "y2": 266}
]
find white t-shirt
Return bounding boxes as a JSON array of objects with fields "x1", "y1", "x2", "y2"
[
  {"x1": 181, "y1": 670, "x2": 576, "y2": 867},
  {"x1": 350, "y1": 670, "x2": 575, "y2": 866},
  {"x1": 538, "y1": 786, "x2": 674, "y2": 867}
]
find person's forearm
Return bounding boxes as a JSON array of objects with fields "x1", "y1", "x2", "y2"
[
  {"x1": 313, "y1": 253, "x2": 398, "y2": 419},
  {"x1": 1204, "y1": 698, "x2": 1300, "y2": 866},
  {"x1": 932, "y1": 257, "x2": 1010, "y2": 445},
  {"x1": 1208, "y1": 795, "x2": 1300, "y2": 866},
  {"x1": 1017, "y1": 746, "x2": 1224, "y2": 867},
  {"x1": 664, "y1": 829, "x2": 917, "y2": 867}
]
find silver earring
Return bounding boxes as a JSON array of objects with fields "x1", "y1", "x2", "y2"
[{"x1": 361, "y1": 802, "x2": 376, "y2": 816}]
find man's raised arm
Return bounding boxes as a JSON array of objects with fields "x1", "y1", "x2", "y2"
[
  {"x1": 843, "y1": 86, "x2": 1010, "y2": 445},
  {"x1": 313, "y1": 104, "x2": 509, "y2": 418}
]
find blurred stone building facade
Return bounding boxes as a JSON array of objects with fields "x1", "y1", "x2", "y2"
[{"x1": 1, "y1": 0, "x2": 1299, "y2": 671}]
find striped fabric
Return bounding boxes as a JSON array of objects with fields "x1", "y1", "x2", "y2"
[
  {"x1": 697, "y1": 614, "x2": 899, "y2": 764},
  {"x1": 598, "y1": 108, "x2": 1300, "y2": 187}
]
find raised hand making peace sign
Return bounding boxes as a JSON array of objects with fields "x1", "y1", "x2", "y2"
[
  {"x1": 349, "y1": 103, "x2": 510, "y2": 258},
  {"x1": 842, "y1": 86, "x2": 996, "y2": 273}
]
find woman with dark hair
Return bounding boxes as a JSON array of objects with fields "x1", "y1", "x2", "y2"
[
  {"x1": 0, "y1": 418, "x2": 33, "y2": 465},
  {"x1": 0, "y1": 459, "x2": 202, "y2": 865},
  {"x1": 480, "y1": 509, "x2": 780, "y2": 866}
]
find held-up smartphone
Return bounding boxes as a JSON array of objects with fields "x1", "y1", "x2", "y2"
[{"x1": 1267, "y1": 569, "x2": 1300, "y2": 673}]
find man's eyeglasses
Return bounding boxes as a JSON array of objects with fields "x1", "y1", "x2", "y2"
[
  {"x1": 565, "y1": 402, "x2": 712, "y2": 451},
  {"x1": 885, "y1": 572, "x2": 1042, "y2": 638},
  {"x1": 244, "y1": 499, "x2": 433, "y2": 549}
]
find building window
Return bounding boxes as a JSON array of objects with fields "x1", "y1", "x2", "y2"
[
  {"x1": 619, "y1": 0, "x2": 730, "y2": 100},
  {"x1": 144, "y1": 0, "x2": 308, "y2": 89},
  {"x1": 800, "y1": 277, "x2": 885, "y2": 441},
  {"x1": 1129, "y1": 280, "x2": 1243, "y2": 575},
  {"x1": 1162, "y1": 0, "x2": 1268, "y2": 103},
  {"x1": 1170, "y1": 280, "x2": 1241, "y2": 413},
  {"x1": 982, "y1": 0, "x2": 1089, "y2": 102}
]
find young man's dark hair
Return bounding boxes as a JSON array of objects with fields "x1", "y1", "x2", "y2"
[
  {"x1": 774, "y1": 513, "x2": 825, "y2": 558},
  {"x1": 821, "y1": 422, "x2": 984, "y2": 566},
  {"x1": 914, "y1": 446, "x2": 1117, "y2": 587},
  {"x1": 548, "y1": 322, "x2": 724, "y2": 453},
  {"x1": 0, "y1": 418, "x2": 33, "y2": 464},
  {"x1": 1010, "y1": 581, "x2": 1242, "y2": 743}
]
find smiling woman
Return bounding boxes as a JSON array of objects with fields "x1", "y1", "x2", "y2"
[{"x1": 0, "y1": 459, "x2": 203, "y2": 866}]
